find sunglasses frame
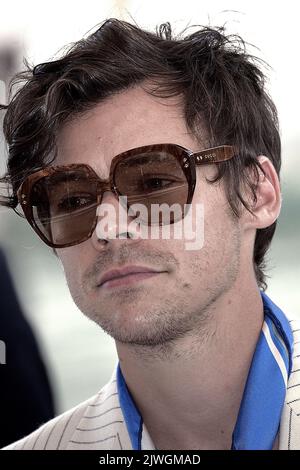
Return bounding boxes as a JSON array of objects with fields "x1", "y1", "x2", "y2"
[{"x1": 16, "y1": 143, "x2": 235, "y2": 248}]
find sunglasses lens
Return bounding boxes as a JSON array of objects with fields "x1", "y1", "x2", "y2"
[
  {"x1": 114, "y1": 148, "x2": 189, "y2": 224},
  {"x1": 25, "y1": 148, "x2": 190, "y2": 247},
  {"x1": 30, "y1": 169, "x2": 98, "y2": 247}
]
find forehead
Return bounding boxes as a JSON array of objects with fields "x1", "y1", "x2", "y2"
[{"x1": 55, "y1": 85, "x2": 201, "y2": 176}]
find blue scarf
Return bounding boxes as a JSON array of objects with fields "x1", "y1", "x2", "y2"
[{"x1": 116, "y1": 291, "x2": 294, "y2": 450}]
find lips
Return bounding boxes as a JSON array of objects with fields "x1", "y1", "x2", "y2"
[{"x1": 98, "y1": 265, "x2": 163, "y2": 287}]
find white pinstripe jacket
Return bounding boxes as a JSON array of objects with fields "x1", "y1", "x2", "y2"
[{"x1": 3, "y1": 318, "x2": 300, "y2": 450}]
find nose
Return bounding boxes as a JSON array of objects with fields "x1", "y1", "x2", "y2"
[{"x1": 90, "y1": 190, "x2": 143, "y2": 250}]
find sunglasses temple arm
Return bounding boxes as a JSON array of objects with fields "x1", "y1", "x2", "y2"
[{"x1": 193, "y1": 145, "x2": 235, "y2": 165}]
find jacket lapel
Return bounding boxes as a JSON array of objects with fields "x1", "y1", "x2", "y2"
[{"x1": 66, "y1": 364, "x2": 132, "y2": 450}]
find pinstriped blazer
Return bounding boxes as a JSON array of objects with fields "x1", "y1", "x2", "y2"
[{"x1": 3, "y1": 317, "x2": 300, "y2": 450}]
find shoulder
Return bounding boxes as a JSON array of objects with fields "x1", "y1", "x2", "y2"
[
  {"x1": 279, "y1": 315, "x2": 300, "y2": 449},
  {"x1": 287, "y1": 315, "x2": 300, "y2": 389},
  {"x1": 2, "y1": 367, "x2": 124, "y2": 450},
  {"x1": 285, "y1": 314, "x2": 300, "y2": 382},
  {"x1": 2, "y1": 392, "x2": 101, "y2": 450},
  {"x1": 3, "y1": 397, "x2": 95, "y2": 450}
]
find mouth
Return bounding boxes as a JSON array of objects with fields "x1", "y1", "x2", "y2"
[
  {"x1": 98, "y1": 266, "x2": 166, "y2": 290},
  {"x1": 99, "y1": 271, "x2": 163, "y2": 289}
]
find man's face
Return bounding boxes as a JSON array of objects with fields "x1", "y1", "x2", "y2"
[{"x1": 55, "y1": 85, "x2": 243, "y2": 347}]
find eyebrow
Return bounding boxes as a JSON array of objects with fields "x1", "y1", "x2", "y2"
[
  {"x1": 50, "y1": 171, "x2": 93, "y2": 184},
  {"x1": 119, "y1": 154, "x2": 167, "y2": 168}
]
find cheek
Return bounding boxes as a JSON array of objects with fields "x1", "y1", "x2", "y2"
[
  {"x1": 57, "y1": 248, "x2": 83, "y2": 292},
  {"x1": 192, "y1": 176, "x2": 233, "y2": 246},
  {"x1": 180, "y1": 186, "x2": 241, "y2": 282}
]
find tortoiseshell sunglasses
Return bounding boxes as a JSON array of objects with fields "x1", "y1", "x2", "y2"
[{"x1": 16, "y1": 143, "x2": 235, "y2": 248}]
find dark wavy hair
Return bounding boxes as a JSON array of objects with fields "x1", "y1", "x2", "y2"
[{"x1": 0, "y1": 18, "x2": 281, "y2": 289}]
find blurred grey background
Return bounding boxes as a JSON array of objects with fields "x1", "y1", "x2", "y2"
[{"x1": 0, "y1": 0, "x2": 299, "y2": 413}]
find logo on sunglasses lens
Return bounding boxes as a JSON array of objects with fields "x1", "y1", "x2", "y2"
[{"x1": 95, "y1": 196, "x2": 204, "y2": 251}]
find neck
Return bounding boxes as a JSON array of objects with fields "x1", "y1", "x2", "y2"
[{"x1": 115, "y1": 280, "x2": 264, "y2": 450}]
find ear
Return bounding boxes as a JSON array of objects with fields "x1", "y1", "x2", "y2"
[{"x1": 246, "y1": 156, "x2": 281, "y2": 230}]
